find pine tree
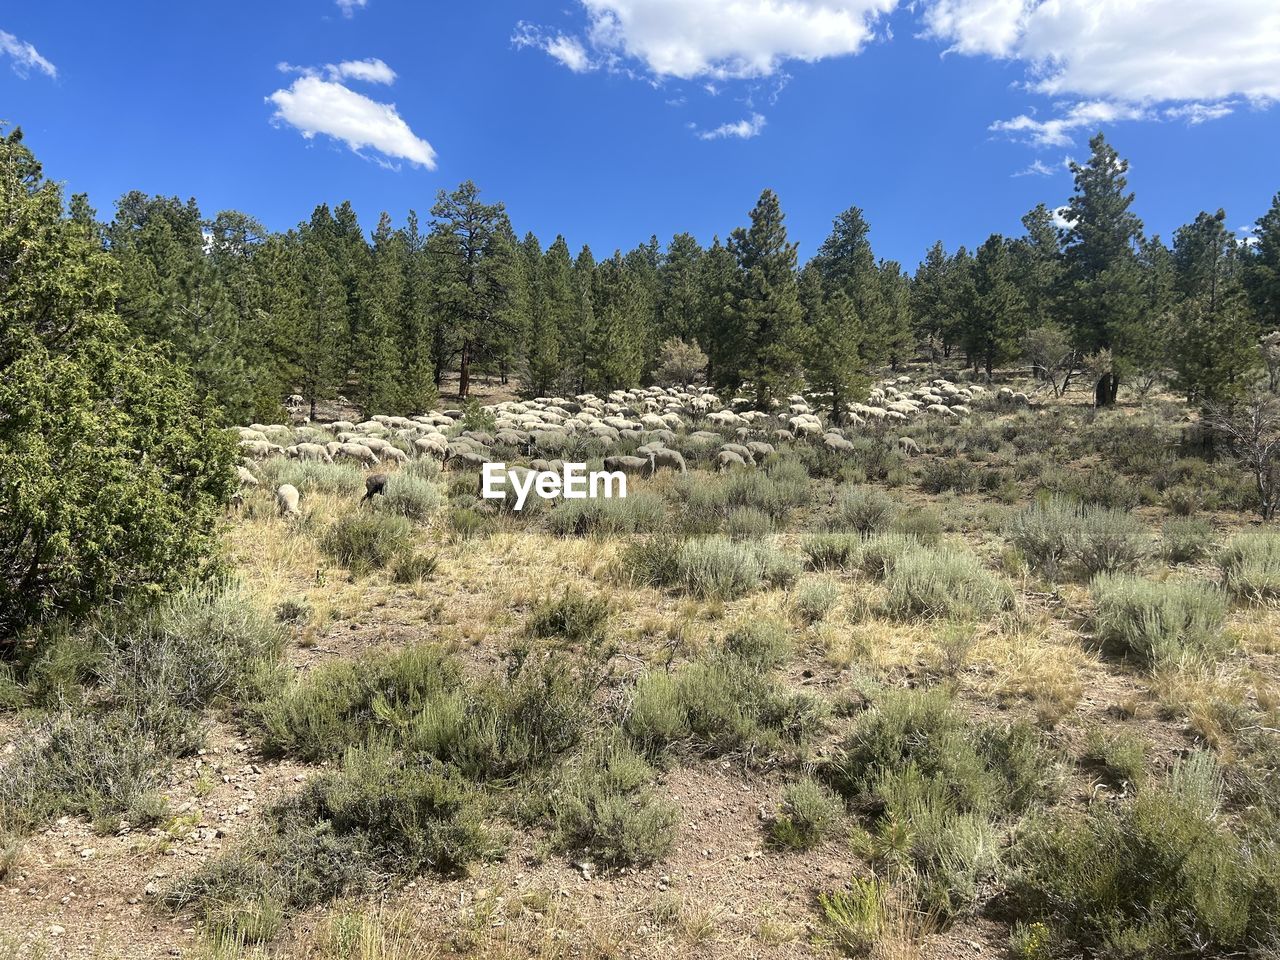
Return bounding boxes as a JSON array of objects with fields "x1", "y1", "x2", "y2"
[
  {"x1": 1170, "y1": 209, "x2": 1258, "y2": 404},
  {"x1": 354, "y1": 212, "x2": 407, "y2": 415},
  {"x1": 729, "y1": 190, "x2": 803, "y2": 409},
  {"x1": 813, "y1": 205, "x2": 892, "y2": 364},
  {"x1": 428, "y1": 181, "x2": 521, "y2": 398},
  {"x1": 1061, "y1": 133, "x2": 1146, "y2": 405},
  {"x1": 962, "y1": 234, "x2": 1029, "y2": 377},
  {"x1": 658, "y1": 232, "x2": 704, "y2": 343},
  {"x1": 296, "y1": 225, "x2": 349, "y2": 419},
  {"x1": 587, "y1": 252, "x2": 650, "y2": 391},
  {"x1": 911, "y1": 241, "x2": 963, "y2": 360},
  {"x1": 700, "y1": 237, "x2": 741, "y2": 393},
  {"x1": 799, "y1": 262, "x2": 867, "y2": 422},
  {"x1": 1246, "y1": 193, "x2": 1280, "y2": 332},
  {"x1": 397, "y1": 211, "x2": 440, "y2": 412}
]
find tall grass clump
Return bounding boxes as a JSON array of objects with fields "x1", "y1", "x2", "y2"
[
  {"x1": 722, "y1": 467, "x2": 810, "y2": 519},
  {"x1": 1010, "y1": 752, "x2": 1279, "y2": 958},
  {"x1": 527, "y1": 589, "x2": 611, "y2": 645},
  {"x1": 1161, "y1": 517, "x2": 1215, "y2": 564},
  {"x1": 802, "y1": 533, "x2": 863, "y2": 571},
  {"x1": 830, "y1": 485, "x2": 896, "y2": 534},
  {"x1": 545, "y1": 492, "x2": 665, "y2": 537},
  {"x1": 1091, "y1": 574, "x2": 1229, "y2": 666},
  {"x1": 626, "y1": 646, "x2": 825, "y2": 760},
  {"x1": 258, "y1": 459, "x2": 364, "y2": 497},
  {"x1": 623, "y1": 536, "x2": 798, "y2": 600},
  {"x1": 1218, "y1": 531, "x2": 1280, "y2": 603},
  {"x1": 826, "y1": 688, "x2": 1055, "y2": 918},
  {"x1": 545, "y1": 738, "x2": 679, "y2": 867},
  {"x1": 769, "y1": 777, "x2": 844, "y2": 850},
  {"x1": 320, "y1": 513, "x2": 414, "y2": 573},
  {"x1": 372, "y1": 473, "x2": 441, "y2": 521},
  {"x1": 1007, "y1": 498, "x2": 1149, "y2": 579},
  {"x1": 882, "y1": 547, "x2": 1014, "y2": 621}
]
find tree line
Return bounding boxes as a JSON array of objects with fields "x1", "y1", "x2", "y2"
[{"x1": 66, "y1": 132, "x2": 1280, "y2": 422}]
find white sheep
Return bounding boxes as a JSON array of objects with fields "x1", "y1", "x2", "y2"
[{"x1": 275, "y1": 484, "x2": 301, "y2": 518}]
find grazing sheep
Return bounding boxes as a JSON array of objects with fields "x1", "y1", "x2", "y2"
[
  {"x1": 361, "y1": 473, "x2": 388, "y2": 503},
  {"x1": 287, "y1": 442, "x2": 333, "y2": 464},
  {"x1": 275, "y1": 484, "x2": 301, "y2": 518},
  {"x1": 335, "y1": 442, "x2": 380, "y2": 466},
  {"x1": 824, "y1": 434, "x2": 856, "y2": 453},
  {"x1": 646, "y1": 449, "x2": 687, "y2": 475},
  {"x1": 717, "y1": 450, "x2": 748, "y2": 471},
  {"x1": 381, "y1": 446, "x2": 410, "y2": 465},
  {"x1": 720, "y1": 442, "x2": 753, "y2": 461},
  {"x1": 239, "y1": 439, "x2": 283, "y2": 459},
  {"x1": 602, "y1": 455, "x2": 649, "y2": 476},
  {"x1": 897, "y1": 436, "x2": 922, "y2": 457},
  {"x1": 446, "y1": 450, "x2": 486, "y2": 471},
  {"x1": 235, "y1": 465, "x2": 260, "y2": 487},
  {"x1": 746, "y1": 441, "x2": 775, "y2": 462}
]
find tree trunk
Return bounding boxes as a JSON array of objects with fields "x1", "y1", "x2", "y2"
[
  {"x1": 458, "y1": 341, "x2": 471, "y2": 399},
  {"x1": 1094, "y1": 373, "x2": 1119, "y2": 407}
]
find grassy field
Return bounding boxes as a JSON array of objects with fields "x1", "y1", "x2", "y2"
[{"x1": 2, "y1": 370, "x2": 1278, "y2": 960}]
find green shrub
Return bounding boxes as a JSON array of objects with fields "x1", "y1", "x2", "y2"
[
  {"x1": 890, "y1": 508, "x2": 944, "y2": 545},
  {"x1": 1162, "y1": 517, "x2": 1215, "y2": 564},
  {"x1": 261, "y1": 643, "x2": 594, "y2": 781},
  {"x1": 1010, "y1": 752, "x2": 1278, "y2": 957},
  {"x1": 724, "y1": 506, "x2": 775, "y2": 541},
  {"x1": 920, "y1": 458, "x2": 979, "y2": 494},
  {"x1": 0, "y1": 139, "x2": 238, "y2": 639},
  {"x1": 858, "y1": 533, "x2": 922, "y2": 580},
  {"x1": 792, "y1": 578, "x2": 840, "y2": 624},
  {"x1": 1008, "y1": 499, "x2": 1150, "y2": 579},
  {"x1": 626, "y1": 536, "x2": 798, "y2": 600},
  {"x1": 259, "y1": 644, "x2": 462, "y2": 761},
  {"x1": 627, "y1": 650, "x2": 826, "y2": 759},
  {"x1": 547, "y1": 739, "x2": 678, "y2": 867},
  {"x1": 831, "y1": 486, "x2": 895, "y2": 534},
  {"x1": 1082, "y1": 729, "x2": 1147, "y2": 789},
  {"x1": 769, "y1": 777, "x2": 843, "y2": 849},
  {"x1": 447, "y1": 507, "x2": 493, "y2": 541},
  {"x1": 1006, "y1": 498, "x2": 1077, "y2": 578},
  {"x1": 723, "y1": 618, "x2": 792, "y2": 669},
  {"x1": 545, "y1": 492, "x2": 665, "y2": 537},
  {"x1": 1075, "y1": 508, "x2": 1151, "y2": 576},
  {"x1": 1219, "y1": 532, "x2": 1280, "y2": 603},
  {"x1": 1091, "y1": 574, "x2": 1228, "y2": 666},
  {"x1": 0, "y1": 710, "x2": 164, "y2": 830},
  {"x1": 802, "y1": 534, "x2": 862, "y2": 571},
  {"x1": 882, "y1": 548, "x2": 1014, "y2": 621},
  {"x1": 320, "y1": 513, "x2": 414, "y2": 573},
  {"x1": 818, "y1": 877, "x2": 889, "y2": 955},
  {"x1": 721, "y1": 468, "x2": 810, "y2": 519},
  {"x1": 527, "y1": 589, "x2": 611, "y2": 645},
  {"x1": 827, "y1": 689, "x2": 1054, "y2": 918},
  {"x1": 171, "y1": 744, "x2": 499, "y2": 924},
  {"x1": 373, "y1": 473, "x2": 441, "y2": 521},
  {"x1": 391, "y1": 552, "x2": 440, "y2": 584}
]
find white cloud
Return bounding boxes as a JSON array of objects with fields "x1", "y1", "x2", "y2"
[
  {"x1": 279, "y1": 58, "x2": 396, "y2": 85},
  {"x1": 695, "y1": 112, "x2": 767, "y2": 141},
  {"x1": 336, "y1": 0, "x2": 368, "y2": 17},
  {"x1": 330, "y1": 57, "x2": 396, "y2": 84},
  {"x1": 1012, "y1": 158, "x2": 1055, "y2": 177},
  {"x1": 513, "y1": 21, "x2": 596, "y2": 73},
  {"x1": 1163, "y1": 101, "x2": 1237, "y2": 125},
  {"x1": 991, "y1": 100, "x2": 1149, "y2": 147},
  {"x1": 522, "y1": 0, "x2": 897, "y2": 81},
  {"x1": 925, "y1": 0, "x2": 1279, "y2": 144},
  {"x1": 921, "y1": 0, "x2": 1028, "y2": 57},
  {"x1": 267, "y1": 72, "x2": 436, "y2": 169},
  {"x1": 1051, "y1": 205, "x2": 1077, "y2": 231},
  {"x1": 0, "y1": 30, "x2": 56, "y2": 79}
]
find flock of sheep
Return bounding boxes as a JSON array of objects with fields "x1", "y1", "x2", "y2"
[{"x1": 233, "y1": 376, "x2": 1015, "y2": 517}]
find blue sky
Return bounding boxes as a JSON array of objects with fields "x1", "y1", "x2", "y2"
[{"x1": 3, "y1": 1, "x2": 1278, "y2": 266}]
